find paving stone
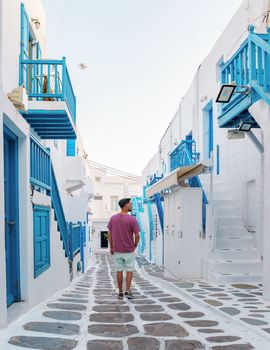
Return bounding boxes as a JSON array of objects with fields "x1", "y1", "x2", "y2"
[
  {"x1": 193, "y1": 294, "x2": 205, "y2": 299},
  {"x1": 263, "y1": 328, "x2": 270, "y2": 333},
  {"x1": 219, "y1": 307, "x2": 240, "y2": 316},
  {"x1": 249, "y1": 309, "x2": 270, "y2": 313},
  {"x1": 134, "y1": 305, "x2": 164, "y2": 312},
  {"x1": 174, "y1": 282, "x2": 195, "y2": 288},
  {"x1": 58, "y1": 298, "x2": 88, "y2": 304},
  {"x1": 211, "y1": 345, "x2": 254, "y2": 350},
  {"x1": 43, "y1": 311, "x2": 82, "y2": 321},
  {"x1": 186, "y1": 289, "x2": 206, "y2": 293},
  {"x1": 233, "y1": 293, "x2": 255, "y2": 298},
  {"x1": 94, "y1": 300, "x2": 126, "y2": 305},
  {"x1": 127, "y1": 337, "x2": 160, "y2": 350},
  {"x1": 248, "y1": 314, "x2": 264, "y2": 318},
  {"x1": 159, "y1": 297, "x2": 181, "y2": 303},
  {"x1": 90, "y1": 313, "x2": 134, "y2": 323},
  {"x1": 93, "y1": 305, "x2": 130, "y2": 313},
  {"x1": 62, "y1": 293, "x2": 89, "y2": 299},
  {"x1": 231, "y1": 284, "x2": 259, "y2": 290},
  {"x1": 87, "y1": 340, "x2": 123, "y2": 350},
  {"x1": 178, "y1": 311, "x2": 205, "y2": 318},
  {"x1": 129, "y1": 299, "x2": 156, "y2": 304},
  {"x1": 165, "y1": 339, "x2": 204, "y2": 350},
  {"x1": 240, "y1": 318, "x2": 268, "y2": 325},
  {"x1": 185, "y1": 320, "x2": 219, "y2": 327},
  {"x1": 197, "y1": 328, "x2": 224, "y2": 333},
  {"x1": 144, "y1": 322, "x2": 189, "y2": 337},
  {"x1": 88, "y1": 324, "x2": 138, "y2": 337},
  {"x1": 23, "y1": 322, "x2": 79, "y2": 335},
  {"x1": 203, "y1": 287, "x2": 224, "y2": 292},
  {"x1": 204, "y1": 299, "x2": 223, "y2": 306},
  {"x1": 206, "y1": 336, "x2": 241, "y2": 343},
  {"x1": 167, "y1": 303, "x2": 191, "y2": 311},
  {"x1": 9, "y1": 336, "x2": 77, "y2": 349},
  {"x1": 210, "y1": 293, "x2": 228, "y2": 297},
  {"x1": 47, "y1": 303, "x2": 86, "y2": 311},
  {"x1": 140, "y1": 313, "x2": 173, "y2": 321}
]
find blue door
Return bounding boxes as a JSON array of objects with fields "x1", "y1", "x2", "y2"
[{"x1": 4, "y1": 126, "x2": 20, "y2": 307}]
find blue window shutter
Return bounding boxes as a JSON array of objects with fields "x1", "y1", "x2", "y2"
[
  {"x1": 66, "y1": 140, "x2": 76, "y2": 156},
  {"x1": 20, "y1": 3, "x2": 29, "y2": 86},
  {"x1": 33, "y1": 206, "x2": 50, "y2": 277}
]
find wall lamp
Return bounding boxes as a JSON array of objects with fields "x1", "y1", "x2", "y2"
[
  {"x1": 239, "y1": 121, "x2": 253, "y2": 132},
  {"x1": 31, "y1": 18, "x2": 41, "y2": 30},
  {"x1": 216, "y1": 84, "x2": 251, "y2": 103}
]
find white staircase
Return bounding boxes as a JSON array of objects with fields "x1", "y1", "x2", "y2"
[{"x1": 205, "y1": 184, "x2": 262, "y2": 284}]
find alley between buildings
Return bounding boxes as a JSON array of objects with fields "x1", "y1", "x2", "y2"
[{"x1": 0, "y1": 251, "x2": 269, "y2": 350}]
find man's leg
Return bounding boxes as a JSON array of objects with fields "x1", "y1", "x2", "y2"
[
  {"x1": 126, "y1": 271, "x2": 133, "y2": 291},
  {"x1": 117, "y1": 271, "x2": 123, "y2": 292}
]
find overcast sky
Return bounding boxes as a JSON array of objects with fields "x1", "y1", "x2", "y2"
[{"x1": 43, "y1": 0, "x2": 243, "y2": 175}]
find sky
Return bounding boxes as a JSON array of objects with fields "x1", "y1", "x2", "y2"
[{"x1": 43, "y1": 0, "x2": 243, "y2": 176}]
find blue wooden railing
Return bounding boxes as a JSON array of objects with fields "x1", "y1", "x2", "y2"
[
  {"x1": 30, "y1": 135, "x2": 51, "y2": 192},
  {"x1": 19, "y1": 57, "x2": 76, "y2": 123},
  {"x1": 170, "y1": 139, "x2": 208, "y2": 232},
  {"x1": 51, "y1": 166, "x2": 69, "y2": 257},
  {"x1": 132, "y1": 197, "x2": 146, "y2": 255},
  {"x1": 219, "y1": 26, "x2": 270, "y2": 123}
]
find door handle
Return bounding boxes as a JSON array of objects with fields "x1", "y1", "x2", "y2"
[
  {"x1": 8, "y1": 221, "x2": 15, "y2": 225},
  {"x1": 180, "y1": 231, "x2": 183, "y2": 238}
]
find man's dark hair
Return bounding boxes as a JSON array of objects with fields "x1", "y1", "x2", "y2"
[{"x1": 118, "y1": 198, "x2": 131, "y2": 209}]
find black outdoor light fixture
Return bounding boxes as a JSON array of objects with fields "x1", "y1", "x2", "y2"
[
  {"x1": 239, "y1": 121, "x2": 253, "y2": 132},
  {"x1": 216, "y1": 84, "x2": 236, "y2": 103},
  {"x1": 216, "y1": 84, "x2": 252, "y2": 103}
]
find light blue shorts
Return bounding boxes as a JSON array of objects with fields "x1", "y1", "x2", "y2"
[{"x1": 114, "y1": 252, "x2": 135, "y2": 272}]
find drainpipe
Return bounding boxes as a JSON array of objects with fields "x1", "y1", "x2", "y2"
[{"x1": 249, "y1": 100, "x2": 270, "y2": 301}]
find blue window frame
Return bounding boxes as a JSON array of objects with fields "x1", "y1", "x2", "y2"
[{"x1": 33, "y1": 205, "x2": 50, "y2": 278}]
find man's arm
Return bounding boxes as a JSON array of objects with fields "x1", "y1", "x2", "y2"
[
  {"x1": 134, "y1": 232, "x2": 140, "y2": 250},
  {"x1": 108, "y1": 231, "x2": 114, "y2": 255}
]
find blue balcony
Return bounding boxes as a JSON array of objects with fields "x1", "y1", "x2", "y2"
[
  {"x1": 218, "y1": 26, "x2": 270, "y2": 128},
  {"x1": 19, "y1": 58, "x2": 76, "y2": 139}
]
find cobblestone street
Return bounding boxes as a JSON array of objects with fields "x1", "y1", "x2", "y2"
[{"x1": 0, "y1": 251, "x2": 269, "y2": 350}]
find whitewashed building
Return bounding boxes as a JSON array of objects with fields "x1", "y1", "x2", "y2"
[
  {"x1": 90, "y1": 167, "x2": 141, "y2": 250},
  {"x1": 0, "y1": 0, "x2": 93, "y2": 329},
  {"x1": 139, "y1": 0, "x2": 270, "y2": 300}
]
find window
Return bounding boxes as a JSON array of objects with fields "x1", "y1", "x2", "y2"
[
  {"x1": 33, "y1": 206, "x2": 50, "y2": 278},
  {"x1": 66, "y1": 140, "x2": 76, "y2": 156},
  {"x1": 111, "y1": 196, "x2": 119, "y2": 211}
]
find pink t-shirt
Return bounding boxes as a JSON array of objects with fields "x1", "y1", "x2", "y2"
[{"x1": 108, "y1": 213, "x2": 140, "y2": 253}]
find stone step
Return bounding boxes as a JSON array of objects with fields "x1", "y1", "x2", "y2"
[
  {"x1": 211, "y1": 271, "x2": 262, "y2": 284},
  {"x1": 209, "y1": 260, "x2": 262, "y2": 274},
  {"x1": 209, "y1": 248, "x2": 259, "y2": 260},
  {"x1": 217, "y1": 225, "x2": 248, "y2": 237},
  {"x1": 216, "y1": 237, "x2": 255, "y2": 249},
  {"x1": 218, "y1": 216, "x2": 243, "y2": 226}
]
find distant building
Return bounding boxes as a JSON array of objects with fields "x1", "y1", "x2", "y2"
[{"x1": 90, "y1": 167, "x2": 142, "y2": 250}]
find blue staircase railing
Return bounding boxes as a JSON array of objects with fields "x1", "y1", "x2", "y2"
[
  {"x1": 30, "y1": 135, "x2": 51, "y2": 192},
  {"x1": 51, "y1": 165, "x2": 69, "y2": 257},
  {"x1": 170, "y1": 137, "x2": 208, "y2": 232},
  {"x1": 19, "y1": 58, "x2": 76, "y2": 123},
  {"x1": 218, "y1": 26, "x2": 270, "y2": 127},
  {"x1": 132, "y1": 197, "x2": 146, "y2": 255}
]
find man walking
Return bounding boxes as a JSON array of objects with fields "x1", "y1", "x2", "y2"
[{"x1": 108, "y1": 198, "x2": 140, "y2": 299}]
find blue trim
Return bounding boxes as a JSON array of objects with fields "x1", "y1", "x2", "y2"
[
  {"x1": 4, "y1": 125, "x2": 21, "y2": 306},
  {"x1": 203, "y1": 101, "x2": 213, "y2": 159},
  {"x1": 33, "y1": 205, "x2": 51, "y2": 278},
  {"x1": 216, "y1": 144, "x2": 220, "y2": 175},
  {"x1": 66, "y1": 140, "x2": 76, "y2": 156},
  {"x1": 51, "y1": 166, "x2": 69, "y2": 256},
  {"x1": 147, "y1": 202, "x2": 154, "y2": 261},
  {"x1": 132, "y1": 198, "x2": 146, "y2": 255}
]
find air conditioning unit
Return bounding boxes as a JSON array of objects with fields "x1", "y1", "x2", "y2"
[{"x1": 7, "y1": 85, "x2": 28, "y2": 111}]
